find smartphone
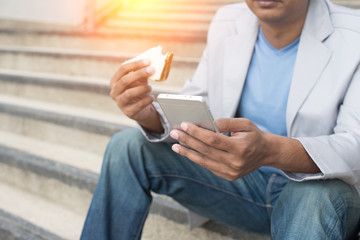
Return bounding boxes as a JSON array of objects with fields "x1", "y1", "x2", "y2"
[{"x1": 157, "y1": 94, "x2": 219, "y2": 133}]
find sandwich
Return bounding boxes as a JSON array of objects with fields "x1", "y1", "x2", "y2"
[{"x1": 123, "y1": 46, "x2": 174, "y2": 82}]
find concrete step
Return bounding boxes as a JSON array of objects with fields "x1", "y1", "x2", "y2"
[
  {"x1": 0, "y1": 94, "x2": 134, "y2": 154},
  {"x1": 125, "y1": 0, "x2": 239, "y2": 4},
  {"x1": 0, "y1": 19, "x2": 207, "y2": 58},
  {"x1": 0, "y1": 28, "x2": 207, "y2": 58},
  {"x1": 0, "y1": 204, "x2": 253, "y2": 240},
  {"x1": 94, "y1": 0, "x2": 239, "y2": 40},
  {"x1": 0, "y1": 132, "x2": 175, "y2": 238},
  {"x1": 0, "y1": 69, "x2": 181, "y2": 115},
  {"x1": 103, "y1": 18, "x2": 209, "y2": 34},
  {"x1": 0, "y1": 131, "x2": 269, "y2": 240},
  {"x1": 0, "y1": 182, "x2": 84, "y2": 240},
  {"x1": 0, "y1": 182, "x2": 260, "y2": 240},
  {"x1": 114, "y1": 11, "x2": 214, "y2": 23},
  {"x1": 104, "y1": 0, "x2": 360, "y2": 36},
  {"x1": 0, "y1": 202, "x2": 247, "y2": 240},
  {"x1": 108, "y1": 0, "x2": 235, "y2": 28},
  {"x1": 0, "y1": 46, "x2": 198, "y2": 88},
  {"x1": 0, "y1": 130, "x2": 184, "y2": 220},
  {"x1": 0, "y1": 132, "x2": 98, "y2": 217},
  {"x1": 124, "y1": 0, "x2": 359, "y2": 9},
  {"x1": 118, "y1": 0, "x2": 239, "y2": 14},
  {"x1": 0, "y1": 69, "x2": 118, "y2": 114},
  {"x1": 96, "y1": 24, "x2": 207, "y2": 42},
  {"x1": 102, "y1": 0, "x2": 360, "y2": 38},
  {"x1": 124, "y1": 3, "x2": 222, "y2": 14},
  {"x1": 0, "y1": 208, "x2": 64, "y2": 240}
]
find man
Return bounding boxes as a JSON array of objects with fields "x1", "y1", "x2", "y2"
[{"x1": 81, "y1": 0, "x2": 360, "y2": 239}]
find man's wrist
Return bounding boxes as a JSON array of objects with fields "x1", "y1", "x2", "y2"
[
  {"x1": 264, "y1": 133, "x2": 320, "y2": 174},
  {"x1": 137, "y1": 106, "x2": 164, "y2": 134},
  {"x1": 262, "y1": 132, "x2": 284, "y2": 168}
]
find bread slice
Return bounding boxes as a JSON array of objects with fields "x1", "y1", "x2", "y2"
[{"x1": 123, "y1": 46, "x2": 174, "y2": 82}]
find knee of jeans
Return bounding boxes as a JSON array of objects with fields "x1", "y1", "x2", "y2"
[
  {"x1": 273, "y1": 180, "x2": 360, "y2": 238},
  {"x1": 279, "y1": 179, "x2": 357, "y2": 214},
  {"x1": 104, "y1": 128, "x2": 149, "y2": 165},
  {"x1": 108, "y1": 128, "x2": 147, "y2": 149}
]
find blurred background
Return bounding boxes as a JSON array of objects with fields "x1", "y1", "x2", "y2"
[{"x1": 0, "y1": 0, "x2": 359, "y2": 239}]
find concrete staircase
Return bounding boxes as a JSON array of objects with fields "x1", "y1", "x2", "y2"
[
  {"x1": 98, "y1": 0, "x2": 238, "y2": 40},
  {"x1": 0, "y1": 0, "x2": 359, "y2": 239},
  {"x1": 0, "y1": 0, "x2": 262, "y2": 239}
]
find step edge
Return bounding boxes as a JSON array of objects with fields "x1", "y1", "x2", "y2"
[
  {"x1": 0, "y1": 27, "x2": 207, "y2": 43},
  {"x1": 0, "y1": 208, "x2": 65, "y2": 240},
  {"x1": 0, "y1": 144, "x2": 191, "y2": 225},
  {"x1": 0, "y1": 45, "x2": 200, "y2": 65},
  {"x1": 0, "y1": 99, "x2": 130, "y2": 136},
  {"x1": 0, "y1": 144, "x2": 99, "y2": 193},
  {"x1": 0, "y1": 140, "x2": 265, "y2": 239},
  {"x1": 0, "y1": 68, "x2": 183, "y2": 95}
]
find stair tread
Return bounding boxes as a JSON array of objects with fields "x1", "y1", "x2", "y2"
[
  {"x1": 0, "y1": 45, "x2": 200, "y2": 63},
  {"x1": 0, "y1": 68, "x2": 183, "y2": 92},
  {"x1": 0, "y1": 182, "x2": 84, "y2": 239},
  {"x1": 125, "y1": 0, "x2": 239, "y2": 5},
  {"x1": 0, "y1": 29, "x2": 207, "y2": 58},
  {"x1": 0, "y1": 131, "x2": 102, "y2": 174},
  {"x1": 126, "y1": 4, "x2": 221, "y2": 13},
  {"x1": 0, "y1": 67, "x2": 107, "y2": 85},
  {"x1": 0, "y1": 94, "x2": 136, "y2": 127},
  {"x1": 0, "y1": 181, "x2": 243, "y2": 240},
  {"x1": 105, "y1": 19, "x2": 209, "y2": 32},
  {"x1": 115, "y1": 11, "x2": 214, "y2": 22}
]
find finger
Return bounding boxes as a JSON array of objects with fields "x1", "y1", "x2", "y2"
[
  {"x1": 110, "y1": 59, "x2": 152, "y2": 88},
  {"x1": 171, "y1": 143, "x2": 234, "y2": 179},
  {"x1": 216, "y1": 118, "x2": 256, "y2": 133},
  {"x1": 113, "y1": 66, "x2": 154, "y2": 92},
  {"x1": 112, "y1": 82, "x2": 152, "y2": 105},
  {"x1": 117, "y1": 91, "x2": 152, "y2": 112},
  {"x1": 118, "y1": 95, "x2": 154, "y2": 119},
  {"x1": 170, "y1": 128, "x2": 237, "y2": 171},
  {"x1": 178, "y1": 122, "x2": 234, "y2": 152},
  {"x1": 110, "y1": 67, "x2": 154, "y2": 99},
  {"x1": 170, "y1": 128, "x2": 225, "y2": 156}
]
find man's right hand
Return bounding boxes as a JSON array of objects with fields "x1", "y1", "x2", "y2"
[{"x1": 110, "y1": 59, "x2": 164, "y2": 133}]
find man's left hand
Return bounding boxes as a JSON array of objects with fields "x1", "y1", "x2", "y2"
[{"x1": 170, "y1": 118, "x2": 276, "y2": 181}]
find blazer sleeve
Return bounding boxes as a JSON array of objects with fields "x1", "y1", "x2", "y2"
[{"x1": 286, "y1": 65, "x2": 360, "y2": 186}]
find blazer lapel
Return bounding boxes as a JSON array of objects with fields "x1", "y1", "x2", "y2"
[
  {"x1": 286, "y1": 0, "x2": 333, "y2": 135},
  {"x1": 222, "y1": 16, "x2": 258, "y2": 117}
]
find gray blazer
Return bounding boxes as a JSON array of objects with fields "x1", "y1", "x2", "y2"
[{"x1": 148, "y1": 0, "x2": 360, "y2": 193}]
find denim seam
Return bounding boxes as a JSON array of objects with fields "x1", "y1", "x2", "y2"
[
  {"x1": 148, "y1": 173, "x2": 269, "y2": 208},
  {"x1": 265, "y1": 174, "x2": 277, "y2": 217},
  {"x1": 330, "y1": 197, "x2": 345, "y2": 239}
]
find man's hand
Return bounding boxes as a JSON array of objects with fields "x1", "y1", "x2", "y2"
[
  {"x1": 170, "y1": 118, "x2": 319, "y2": 181},
  {"x1": 170, "y1": 118, "x2": 273, "y2": 181},
  {"x1": 110, "y1": 59, "x2": 164, "y2": 133}
]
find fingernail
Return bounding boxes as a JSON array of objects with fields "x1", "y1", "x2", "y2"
[
  {"x1": 143, "y1": 59, "x2": 150, "y2": 65},
  {"x1": 170, "y1": 130, "x2": 179, "y2": 140},
  {"x1": 146, "y1": 67, "x2": 154, "y2": 74},
  {"x1": 180, "y1": 122, "x2": 188, "y2": 131},
  {"x1": 172, "y1": 144, "x2": 180, "y2": 153}
]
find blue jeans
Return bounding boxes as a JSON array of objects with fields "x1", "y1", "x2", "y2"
[{"x1": 81, "y1": 128, "x2": 360, "y2": 240}]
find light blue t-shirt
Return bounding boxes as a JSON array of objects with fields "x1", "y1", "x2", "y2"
[{"x1": 237, "y1": 28, "x2": 299, "y2": 175}]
